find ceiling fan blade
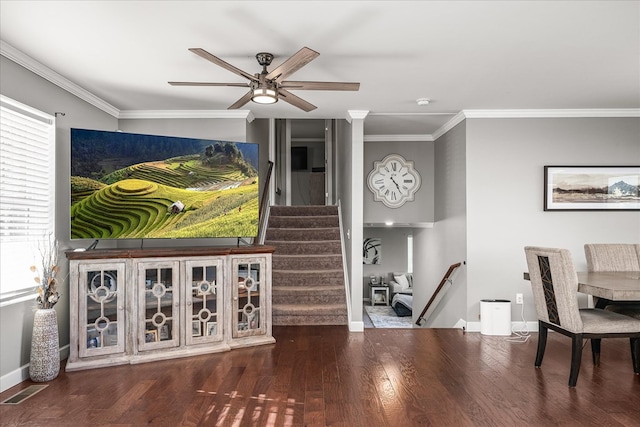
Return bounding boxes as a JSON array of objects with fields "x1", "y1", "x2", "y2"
[
  {"x1": 266, "y1": 47, "x2": 319, "y2": 83},
  {"x1": 168, "y1": 82, "x2": 250, "y2": 87},
  {"x1": 228, "y1": 90, "x2": 254, "y2": 110},
  {"x1": 278, "y1": 89, "x2": 317, "y2": 112},
  {"x1": 280, "y1": 81, "x2": 360, "y2": 91},
  {"x1": 188, "y1": 48, "x2": 257, "y2": 82}
]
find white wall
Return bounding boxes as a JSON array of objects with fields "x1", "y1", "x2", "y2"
[
  {"x1": 335, "y1": 117, "x2": 365, "y2": 330},
  {"x1": 246, "y1": 118, "x2": 272, "y2": 207},
  {"x1": 465, "y1": 117, "x2": 640, "y2": 325}
]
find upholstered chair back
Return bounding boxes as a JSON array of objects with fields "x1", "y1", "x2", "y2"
[
  {"x1": 584, "y1": 243, "x2": 640, "y2": 272},
  {"x1": 525, "y1": 247, "x2": 583, "y2": 333}
]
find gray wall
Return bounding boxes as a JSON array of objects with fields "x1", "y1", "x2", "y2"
[
  {"x1": 363, "y1": 141, "x2": 435, "y2": 224},
  {"x1": 413, "y1": 121, "x2": 468, "y2": 327},
  {"x1": 0, "y1": 56, "x2": 117, "y2": 386},
  {"x1": 465, "y1": 117, "x2": 640, "y2": 324}
]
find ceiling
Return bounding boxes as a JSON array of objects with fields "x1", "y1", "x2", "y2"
[{"x1": 1, "y1": 1, "x2": 638, "y2": 138}]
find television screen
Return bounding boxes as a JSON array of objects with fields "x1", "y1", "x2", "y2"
[{"x1": 70, "y1": 128, "x2": 259, "y2": 240}]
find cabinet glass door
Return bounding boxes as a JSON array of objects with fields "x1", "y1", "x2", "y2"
[
  {"x1": 138, "y1": 261, "x2": 179, "y2": 350},
  {"x1": 232, "y1": 257, "x2": 266, "y2": 338},
  {"x1": 79, "y1": 263, "x2": 125, "y2": 358},
  {"x1": 185, "y1": 259, "x2": 223, "y2": 345}
]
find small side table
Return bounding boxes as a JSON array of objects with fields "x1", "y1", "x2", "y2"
[{"x1": 370, "y1": 284, "x2": 390, "y2": 306}]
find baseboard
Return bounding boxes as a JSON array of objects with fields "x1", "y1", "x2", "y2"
[
  {"x1": 466, "y1": 321, "x2": 538, "y2": 333},
  {"x1": 349, "y1": 320, "x2": 364, "y2": 332},
  {"x1": 1, "y1": 344, "x2": 70, "y2": 393},
  {"x1": 452, "y1": 319, "x2": 466, "y2": 330}
]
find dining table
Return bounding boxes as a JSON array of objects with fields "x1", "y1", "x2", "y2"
[
  {"x1": 523, "y1": 270, "x2": 640, "y2": 308},
  {"x1": 575, "y1": 271, "x2": 640, "y2": 308}
]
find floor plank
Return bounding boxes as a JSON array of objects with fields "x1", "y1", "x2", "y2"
[{"x1": 1, "y1": 326, "x2": 639, "y2": 426}]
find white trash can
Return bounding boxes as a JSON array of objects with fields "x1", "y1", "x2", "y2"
[{"x1": 480, "y1": 299, "x2": 512, "y2": 336}]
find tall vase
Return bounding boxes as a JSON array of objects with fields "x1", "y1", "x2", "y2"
[{"x1": 29, "y1": 308, "x2": 60, "y2": 382}]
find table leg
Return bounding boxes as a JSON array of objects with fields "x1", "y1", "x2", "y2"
[{"x1": 594, "y1": 297, "x2": 612, "y2": 310}]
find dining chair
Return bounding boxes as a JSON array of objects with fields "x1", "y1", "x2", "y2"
[
  {"x1": 584, "y1": 243, "x2": 640, "y2": 272},
  {"x1": 524, "y1": 246, "x2": 640, "y2": 387},
  {"x1": 584, "y1": 243, "x2": 640, "y2": 319}
]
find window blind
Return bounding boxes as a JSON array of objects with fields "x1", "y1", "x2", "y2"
[{"x1": 0, "y1": 95, "x2": 55, "y2": 298}]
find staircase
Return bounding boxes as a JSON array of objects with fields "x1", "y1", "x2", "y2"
[{"x1": 265, "y1": 205, "x2": 348, "y2": 325}]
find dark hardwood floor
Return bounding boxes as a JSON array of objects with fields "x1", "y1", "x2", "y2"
[{"x1": 2, "y1": 326, "x2": 639, "y2": 426}]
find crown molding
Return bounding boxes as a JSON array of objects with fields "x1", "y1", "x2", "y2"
[
  {"x1": 462, "y1": 108, "x2": 640, "y2": 118},
  {"x1": 364, "y1": 134, "x2": 434, "y2": 142},
  {"x1": 430, "y1": 108, "x2": 640, "y2": 140},
  {"x1": 118, "y1": 110, "x2": 254, "y2": 120},
  {"x1": 1, "y1": 40, "x2": 121, "y2": 118},
  {"x1": 432, "y1": 111, "x2": 467, "y2": 140},
  {"x1": 347, "y1": 110, "x2": 369, "y2": 122}
]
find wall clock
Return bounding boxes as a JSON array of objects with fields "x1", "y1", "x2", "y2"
[{"x1": 367, "y1": 154, "x2": 421, "y2": 208}]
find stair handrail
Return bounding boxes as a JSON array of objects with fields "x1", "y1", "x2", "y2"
[
  {"x1": 255, "y1": 161, "x2": 274, "y2": 245},
  {"x1": 415, "y1": 262, "x2": 463, "y2": 326}
]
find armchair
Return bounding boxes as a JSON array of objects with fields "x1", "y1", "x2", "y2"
[
  {"x1": 390, "y1": 272, "x2": 413, "y2": 317},
  {"x1": 390, "y1": 272, "x2": 413, "y2": 295}
]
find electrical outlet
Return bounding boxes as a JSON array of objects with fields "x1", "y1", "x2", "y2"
[{"x1": 516, "y1": 293, "x2": 523, "y2": 305}]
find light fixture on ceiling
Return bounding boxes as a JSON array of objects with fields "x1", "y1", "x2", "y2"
[
  {"x1": 416, "y1": 98, "x2": 431, "y2": 106},
  {"x1": 251, "y1": 84, "x2": 278, "y2": 104},
  {"x1": 385, "y1": 221, "x2": 394, "y2": 226}
]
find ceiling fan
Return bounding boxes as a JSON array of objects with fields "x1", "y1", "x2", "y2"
[{"x1": 169, "y1": 47, "x2": 359, "y2": 112}]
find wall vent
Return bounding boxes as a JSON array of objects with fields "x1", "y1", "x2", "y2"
[{"x1": 1, "y1": 385, "x2": 49, "y2": 405}]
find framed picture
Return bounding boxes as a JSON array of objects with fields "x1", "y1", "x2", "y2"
[
  {"x1": 363, "y1": 237, "x2": 381, "y2": 264},
  {"x1": 206, "y1": 321, "x2": 217, "y2": 336},
  {"x1": 544, "y1": 166, "x2": 640, "y2": 211},
  {"x1": 192, "y1": 320, "x2": 201, "y2": 337},
  {"x1": 159, "y1": 324, "x2": 170, "y2": 340},
  {"x1": 144, "y1": 329, "x2": 158, "y2": 343}
]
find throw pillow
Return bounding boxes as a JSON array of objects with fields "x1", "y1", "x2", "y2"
[{"x1": 394, "y1": 274, "x2": 410, "y2": 290}]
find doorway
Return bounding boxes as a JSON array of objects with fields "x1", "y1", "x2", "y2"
[{"x1": 275, "y1": 119, "x2": 333, "y2": 206}]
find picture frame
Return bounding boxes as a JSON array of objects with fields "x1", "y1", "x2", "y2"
[
  {"x1": 144, "y1": 329, "x2": 158, "y2": 343},
  {"x1": 544, "y1": 166, "x2": 640, "y2": 211},
  {"x1": 363, "y1": 237, "x2": 381, "y2": 264},
  {"x1": 206, "y1": 321, "x2": 217, "y2": 336},
  {"x1": 159, "y1": 324, "x2": 170, "y2": 340},
  {"x1": 192, "y1": 320, "x2": 201, "y2": 337}
]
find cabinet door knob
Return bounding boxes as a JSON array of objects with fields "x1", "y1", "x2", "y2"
[{"x1": 186, "y1": 301, "x2": 191, "y2": 306}]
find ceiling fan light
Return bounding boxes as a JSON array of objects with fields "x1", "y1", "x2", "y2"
[{"x1": 252, "y1": 87, "x2": 278, "y2": 104}]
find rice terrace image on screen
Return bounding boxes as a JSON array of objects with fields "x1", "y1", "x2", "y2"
[{"x1": 70, "y1": 128, "x2": 259, "y2": 239}]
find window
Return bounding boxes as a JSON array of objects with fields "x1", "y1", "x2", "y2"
[
  {"x1": 407, "y1": 234, "x2": 413, "y2": 274},
  {"x1": 0, "y1": 95, "x2": 56, "y2": 301}
]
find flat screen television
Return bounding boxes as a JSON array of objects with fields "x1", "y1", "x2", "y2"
[{"x1": 70, "y1": 128, "x2": 259, "y2": 240}]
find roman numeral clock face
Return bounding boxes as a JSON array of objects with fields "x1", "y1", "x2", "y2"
[{"x1": 367, "y1": 154, "x2": 421, "y2": 208}]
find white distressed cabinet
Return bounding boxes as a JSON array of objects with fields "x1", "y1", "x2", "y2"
[{"x1": 66, "y1": 246, "x2": 275, "y2": 372}]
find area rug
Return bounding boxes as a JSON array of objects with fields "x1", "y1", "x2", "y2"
[{"x1": 365, "y1": 306, "x2": 414, "y2": 328}]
